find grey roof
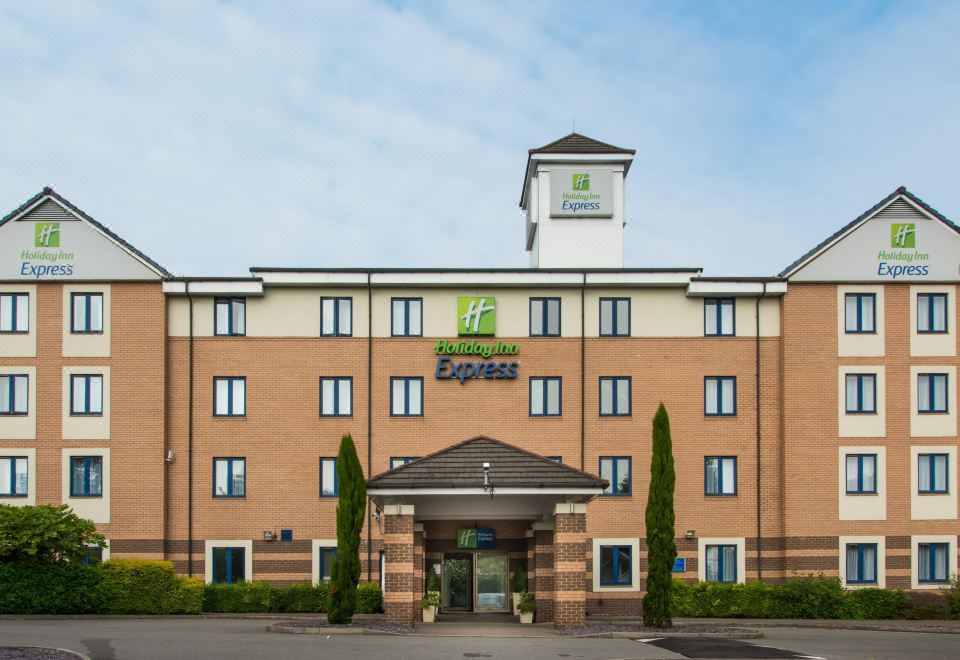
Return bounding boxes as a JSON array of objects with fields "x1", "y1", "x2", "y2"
[
  {"x1": 779, "y1": 186, "x2": 960, "y2": 278},
  {"x1": 367, "y1": 436, "x2": 608, "y2": 490},
  {"x1": 529, "y1": 132, "x2": 636, "y2": 155},
  {"x1": 0, "y1": 187, "x2": 172, "y2": 278}
]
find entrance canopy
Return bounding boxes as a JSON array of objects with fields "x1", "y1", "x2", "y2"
[{"x1": 366, "y1": 436, "x2": 607, "y2": 520}]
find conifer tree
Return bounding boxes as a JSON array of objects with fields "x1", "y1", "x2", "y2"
[
  {"x1": 643, "y1": 403, "x2": 677, "y2": 627},
  {"x1": 327, "y1": 434, "x2": 367, "y2": 624}
]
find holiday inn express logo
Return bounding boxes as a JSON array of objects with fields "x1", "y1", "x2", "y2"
[
  {"x1": 35, "y1": 223, "x2": 60, "y2": 248},
  {"x1": 458, "y1": 297, "x2": 496, "y2": 336},
  {"x1": 891, "y1": 223, "x2": 915, "y2": 248},
  {"x1": 572, "y1": 172, "x2": 590, "y2": 191}
]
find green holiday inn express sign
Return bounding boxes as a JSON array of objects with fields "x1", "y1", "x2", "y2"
[{"x1": 436, "y1": 297, "x2": 519, "y2": 383}]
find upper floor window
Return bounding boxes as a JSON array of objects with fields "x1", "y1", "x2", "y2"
[
  {"x1": 212, "y1": 547, "x2": 245, "y2": 584},
  {"x1": 530, "y1": 297, "x2": 560, "y2": 337},
  {"x1": 214, "y1": 297, "x2": 246, "y2": 337},
  {"x1": 71, "y1": 293, "x2": 103, "y2": 334},
  {"x1": 704, "y1": 298, "x2": 734, "y2": 337},
  {"x1": 844, "y1": 293, "x2": 876, "y2": 334},
  {"x1": 390, "y1": 377, "x2": 423, "y2": 416},
  {"x1": 70, "y1": 456, "x2": 102, "y2": 497},
  {"x1": 599, "y1": 545, "x2": 632, "y2": 586},
  {"x1": 0, "y1": 293, "x2": 28, "y2": 333},
  {"x1": 214, "y1": 458, "x2": 246, "y2": 498},
  {"x1": 599, "y1": 377, "x2": 631, "y2": 416},
  {"x1": 845, "y1": 374, "x2": 876, "y2": 414},
  {"x1": 918, "y1": 373, "x2": 948, "y2": 414},
  {"x1": 320, "y1": 377, "x2": 352, "y2": 417},
  {"x1": 705, "y1": 456, "x2": 737, "y2": 496},
  {"x1": 319, "y1": 457, "x2": 338, "y2": 497},
  {"x1": 599, "y1": 298, "x2": 630, "y2": 337},
  {"x1": 704, "y1": 376, "x2": 736, "y2": 416},
  {"x1": 530, "y1": 377, "x2": 561, "y2": 416},
  {"x1": 390, "y1": 457, "x2": 419, "y2": 469},
  {"x1": 600, "y1": 456, "x2": 631, "y2": 496},
  {"x1": 0, "y1": 375, "x2": 28, "y2": 415},
  {"x1": 845, "y1": 454, "x2": 877, "y2": 494},
  {"x1": 0, "y1": 456, "x2": 27, "y2": 497},
  {"x1": 705, "y1": 544, "x2": 737, "y2": 583},
  {"x1": 918, "y1": 543, "x2": 950, "y2": 584},
  {"x1": 321, "y1": 297, "x2": 352, "y2": 337},
  {"x1": 214, "y1": 377, "x2": 246, "y2": 416},
  {"x1": 391, "y1": 298, "x2": 422, "y2": 337},
  {"x1": 845, "y1": 543, "x2": 878, "y2": 584},
  {"x1": 918, "y1": 454, "x2": 949, "y2": 494},
  {"x1": 918, "y1": 293, "x2": 948, "y2": 334},
  {"x1": 70, "y1": 374, "x2": 103, "y2": 415}
]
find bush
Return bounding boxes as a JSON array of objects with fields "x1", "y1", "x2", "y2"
[
  {"x1": 274, "y1": 582, "x2": 328, "y2": 613},
  {"x1": 0, "y1": 561, "x2": 103, "y2": 614},
  {"x1": 203, "y1": 581, "x2": 277, "y2": 613},
  {"x1": 777, "y1": 574, "x2": 850, "y2": 619},
  {"x1": 100, "y1": 559, "x2": 179, "y2": 614},
  {"x1": 945, "y1": 574, "x2": 960, "y2": 619},
  {"x1": 162, "y1": 577, "x2": 204, "y2": 614},
  {"x1": 356, "y1": 582, "x2": 383, "y2": 614},
  {"x1": 0, "y1": 504, "x2": 105, "y2": 564},
  {"x1": 848, "y1": 588, "x2": 908, "y2": 620}
]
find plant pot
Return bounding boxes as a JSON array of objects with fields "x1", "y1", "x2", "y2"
[
  {"x1": 422, "y1": 605, "x2": 436, "y2": 623},
  {"x1": 519, "y1": 611, "x2": 534, "y2": 624},
  {"x1": 512, "y1": 592, "x2": 521, "y2": 615}
]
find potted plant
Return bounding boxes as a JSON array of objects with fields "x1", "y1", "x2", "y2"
[
  {"x1": 517, "y1": 591, "x2": 535, "y2": 624},
  {"x1": 510, "y1": 567, "x2": 526, "y2": 615},
  {"x1": 426, "y1": 569, "x2": 441, "y2": 613},
  {"x1": 420, "y1": 592, "x2": 440, "y2": 623}
]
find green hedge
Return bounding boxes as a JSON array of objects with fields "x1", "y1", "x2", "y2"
[
  {"x1": 671, "y1": 576, "x2": 908, "y2": 620},
  {"x1": 0, "y1": 561, "x2": 104, "y2": 614},
  {"x1": 356, "y1": 583, "x2": 383, "y2": 614},
  {"x1": 101, "y1": 559, "x2": 202, "y2": 614},
  {"x1": 201, "y1": 581, "x2": 381, "y2": 614}
]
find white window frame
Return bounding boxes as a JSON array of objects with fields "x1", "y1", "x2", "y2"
[
  {"x1": 839, "y1": 536, "x2": 886, "y2": 589},
  {"x1": 204, "y1": 539, "x2": 253, "y2": 585},
  {"x1": 591, "y1": 537, "x2": 640, "y2": 592},
  {"x1": 698, "y1": 537, "x2": 746, "y2": 584},
  {"x1": 312, "y1": 539, "x2": 338, "y2": 585}
]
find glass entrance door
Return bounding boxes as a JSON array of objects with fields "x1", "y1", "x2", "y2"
[
  {"x1": 475, "y1": 553, "x2": 509, "y2": 612},
  {"x1": 442, "y1": 554, "x2": 473, "y2": 611}
]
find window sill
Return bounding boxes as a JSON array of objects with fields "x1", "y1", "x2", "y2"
[
  {"x1": 0, "y1": 331, "x2": 30, "y2": 335},
  {"x1": 68, "y1": 494, "x2": 103, "y2": 498},
  {"x1": 705, "y1": 493, "x2": 738, "y2": 498},
  {"x1": 844, "y1": 492, "x2": 879, "y2": 496},
  {"x1": 213, "y1": 415, "x2": 247, "y2": 419},
  {"x1": 70, "y1": 331, "x2": 105, "y2": 336},
  {"x1": 69, "y1": 413, "x2": 104, "y2": 417},
  {"x1": 0, "y1": 412, "x2": 29, "y2": 417},
  {"x1": 918, "y1": 411, "x2": 949, "y2": 415}
]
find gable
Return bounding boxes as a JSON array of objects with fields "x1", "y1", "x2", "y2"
[
  {"x1": 0, "y1": 191, "x2": 168, "y2": 281},
  {"x1": 784, "y1": 191, "x2": 960, "y2": 282}
]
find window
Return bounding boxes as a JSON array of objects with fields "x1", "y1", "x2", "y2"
[
  {"x1": 319, "y1": 457, "x2": 338, "y2": 497},
  {"x1": 918, "y1": 454, "x2": 949, "y2": 494},
  {"x1": 705, "y1": 544, "x2": 737, "y2": 583},
  {"x1": 0, "y1": 375, "x2": 28, "y2": 415},
  {"x1": 599, "y1": 377, "x2": 630, "y2": 416},
  {"x1": 705, "y1": 457, "x2": 737, "y2": 496},
  {"x1": 391, "y1": 298, "x2": 422, "y2": 337},
  {"x1": 214, "y1": 377, "x2": 246, "y2": 416},
  {"x1": 704, "y1": 377, "x2": 736, "y2": 416},
  {"x1": 213, "y1": 458, "x2": 246, "y2": 498},
  {"x1": 70, "y1": 293, "x2": 103, "y2": 334},
  {"x1": 918, "y1": 373, "x2": 948, "y2": 413},
  {"x1": 0, "y1": 456, "x2": 27, "y2": 497},
  {"x1": 390, "y1": 377, "x2": 423, "y2": 416},
  {"x1": 599, "y1": 545, "x2": 632, "y2": 586},
  {"x1": 321, "y1": 297, "x2": 352, "y2": 336},
  {"x1": 530, "y1": 297, "x2": 560, "y2": 337},
  {"x1": 379, "y1": 551, "x2": 386, "y2": 592},
  {"x1": 70, "y1": 456, "x2": 103, "y2": 497},
  {"x1": 918, "y1": 293, "x2": 947, "y2": 334},
  {"x1": 845, "y1": 374, "x2": 877, "y2": 414},
  {"x1": 0, "y1": 293, "x2": 28, "y2": 333},
  {"x1": 844, "y1": 293, "x2": 876, "y2": 334},
  {"x1": 214, "y1": 297, "x2": 246, "y2": 336},
  {"x1": 390, "y1": 457, "x2": 418, "y2": 469},
  {"x1": 320, "y1": 377, "x2": 352, "y2": 417},
  {"x1": 846, "y1": 543, "x2": 878, "y2": 584},
  {"x1": 70, "y1": 375, "x2": 103, "y2": 415},
  {"x1": 918, "y1": 543, "x2": 950, "y2": 584},
  {"x1": 547, "y1": 456, "x2": 562, "y2": 463},
  {"x1": 845, "y1": 454, "x2": 878, "y2": 494},
  {"x1": 530, "y1": 377, "x2": 561, "y2": 416},
  {"x1": 600, "y1": 456, "x2": 631, "y2": 496},
  {"x1": 81, "y1": 546, "x2": 103, "y2": 565},
  {"x1": 599, "y1": 298, "x2": 630, "y2": 337},
  {"x1": 704, "y1": 298, "x2": 735, "y2": 336},
  {"x1": 317, "y1": 547, "x2": 337, "y2": 583},
  {"x1": 212, "y1": 547, "x2": 245, "y2": 584}
]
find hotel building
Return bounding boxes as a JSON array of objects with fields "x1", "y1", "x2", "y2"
[{"x1": 0, "y1": 133, "x2": 957, "y2": 629}]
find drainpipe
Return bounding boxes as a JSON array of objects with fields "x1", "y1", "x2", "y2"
[
  {"x1": 186, "y1": 282, "x2": 195, "y2": 578},
  {"x1": 580, "y1": 273, "x2": 586, "y2": 471},
  {"x1": 755, "y1": 282, "x2": 767, "y2": 582},
  {"x1": 366, "y1": 272, "x2": 373, "y2": 581}
]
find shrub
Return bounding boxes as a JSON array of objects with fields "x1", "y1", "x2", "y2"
[
  {"x1": 356, "y1": 582, "x2": 383, "y2": 614},
  {"x1": 329, "y1": 434, "x2": 366, "y2": 624},
  {"x1": 945, "y1": 574, "x2": 960, "y2": 619},
  {"x1": 0, "y1": 504, "x2": 105, "y2": 564},
  {"x1": 517, "y1": 592, "x2": 535, "y2": 614},
  {"x1": 0, "y1": 561, "x2": 103, "y2": 614},
  {"x1": 162, "y1": 577, "x2": 204, "y2": 614},
  {"x1": 275, "y1": 582, "x2": 328, "y2": 613},
  {"x1": 100, "y1": 559, "x2": 181, "y2": 614},
  {"x1": 510, "y1": 567, "x2": 526, "y2": 594},
  {"x1": 847, "y1": 588, "x2": 907, "y2": 620},
  {"x1": 643, "y1": 403, "x2": 677, "y2": 628},
  {"x1": 203, "y1": 581, "x2": 277, "y2": 613},
  {"x1": 777, "y1": 574, "x2": 850, "y2": 619}
]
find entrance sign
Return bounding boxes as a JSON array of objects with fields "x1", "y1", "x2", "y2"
[
  {"x1": 457, "y1": 527, "x2": 494, "y2": 549},
  {"x1": 549, "y1": 168, "x2": 614, "y2": 218}
]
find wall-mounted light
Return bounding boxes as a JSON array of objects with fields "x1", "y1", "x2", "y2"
[
  {"x1": 685, "y1": 529, "x2": 695, "y2": 539},
  {"x1": 263, "y1": 531, "x2": 275, "y2": 542},
  {"x1": 165, "y1": 450, "x2": 175, "y2": 463}
]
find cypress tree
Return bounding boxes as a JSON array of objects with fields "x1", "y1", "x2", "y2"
[
  {"x1": 643, "y1": 403, "x2": 677, "y2": 628},
  {"x1": 327, "y1": 434, "x2": 367, "y2": 624}
]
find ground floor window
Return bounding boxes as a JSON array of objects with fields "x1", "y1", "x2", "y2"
[
  {"x1": 379, "y1": 551, "x2": 386, "y2": 592},
  {"x1": 81, "y1": 545, "x2": 103, "y2": 565},
  {"x1": 919, "y1": 543, "x2": 949, "y2": 583},
  {"x1": 318, "y1": 547, "x2": 336, "y2": 583},
  {"x1": 599, "y1": 545, "x2": 632, "y2": 586},
  {"x1": 212, "y1": 547, "x2": 246, "y2": 584},
  {"x1": 845, "y1": 543, "x2": 878, "y2": 584},
  {"x1": 705, "y1": 544, "x2": 737, "y2": 583}
]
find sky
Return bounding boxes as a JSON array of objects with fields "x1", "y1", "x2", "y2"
[{"x1": 1, "y1": 1, "x2": 958, "y2": 277}]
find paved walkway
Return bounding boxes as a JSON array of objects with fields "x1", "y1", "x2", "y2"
[{"x1": 416, "y1": 611, "x2": 557, "y2": 636}]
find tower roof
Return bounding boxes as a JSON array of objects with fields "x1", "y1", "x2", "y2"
[{"x1": 529, "y1": 132, "x2": 636, "y2": 155}]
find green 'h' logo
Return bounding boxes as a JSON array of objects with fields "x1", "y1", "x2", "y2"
[
  {"x1": 457, "y1": 528, "x2": 477, "y2": 549},
  {"x1": 458, "y1": 297, "x2": 496, "y2": 336},
  {"x1": 35, "y1": 222, "x2": 60, "y2": 248},
  {"x1": 891, "y1": 223, "x2": 915, "y2": 248},
  {"x1": 572, "y1": 173, "x2": 590, "y2": 191}
]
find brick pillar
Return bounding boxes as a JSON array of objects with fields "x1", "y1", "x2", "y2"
[
  {"x1": 525, "y1": 529, "x2": 536, "y2": 599},
  {"x1": 413, "y1": 523, "x2": 424, "y2": 622},
  {"x1": 552, "y1": 503, "x2": 587, "y2": 630},
  {"x1": 532, "y1": 521, "x2": 554, "y2": 623},
  {"x1": 383, "y1": 505, "x2": 416, "y2": 626}
]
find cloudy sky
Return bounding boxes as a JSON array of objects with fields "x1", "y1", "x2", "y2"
[{"x1": 1, "y1": 1, "x2": 958, "y2": 276}]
